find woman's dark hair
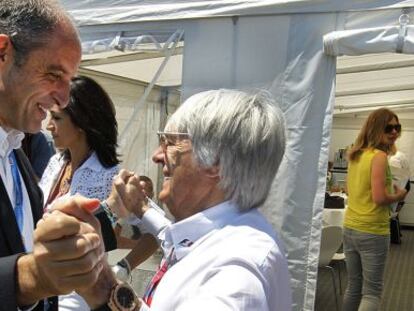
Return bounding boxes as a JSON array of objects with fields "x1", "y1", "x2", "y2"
[{"x1": 64, "y1": 75, "x2": 120, "y2": 167}]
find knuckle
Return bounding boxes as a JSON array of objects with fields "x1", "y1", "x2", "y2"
[
  {"x1": 113, "y1": 178, "x2": 124, "y2": 188},
  {"x1": 78, "y1": 256, "x2": 95, "y2": 273},
  {"x1": 75, "y1": 236, "x2": 90, "y2": 254}
]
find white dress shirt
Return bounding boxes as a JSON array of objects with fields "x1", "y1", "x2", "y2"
[
  {"x1": 139, "y1": 201, "x2": 292, "y2": 311},
  {"x1": 126, "y1": 199, "x2": 170, "y2": 236},
  {"x1": 0, "y1": 127, "x2": 34, "y2": 252}
]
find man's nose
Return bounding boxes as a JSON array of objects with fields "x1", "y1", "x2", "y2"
[
  {"x1": 152, "y1": 146, "x2": 165, "y2": 165},
  {"x1": 46, "y1": 119, "x2": 53, "y2": 131},
  {"x1": 53, "y1": 80, "x2": 71, "y2": 108}
]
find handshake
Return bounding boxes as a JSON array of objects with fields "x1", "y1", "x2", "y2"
[{"x1": 18, "y1": 170, "x2": 147, "y2": 309}]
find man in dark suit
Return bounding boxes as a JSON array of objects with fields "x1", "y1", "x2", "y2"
[{"x1": 0, "y1": 1, "x2": 108, "y2": 310}]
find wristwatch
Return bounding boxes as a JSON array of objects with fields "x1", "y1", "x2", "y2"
[
  {"x1": 109, "y1": 282, "x2": 139, "y2": 311},
  {"x1": 92, "y1": 282, "x2": 139, "y2": 311}
]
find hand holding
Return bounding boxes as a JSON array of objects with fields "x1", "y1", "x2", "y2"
[
  {"x1": 106, "y1": 169, "x2": 149, "y2": 218},
  {"x1": 17, "y1": 195, "x2": 105, "y2": 306}
]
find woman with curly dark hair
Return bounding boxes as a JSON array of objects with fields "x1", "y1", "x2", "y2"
[{"x1": 40, "y1": 75, "x2": 120, "y2": 310}]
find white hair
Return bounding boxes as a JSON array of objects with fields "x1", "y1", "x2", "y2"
[{"x1": 165, "y1": 89, "x2": 286, "y2": 210}]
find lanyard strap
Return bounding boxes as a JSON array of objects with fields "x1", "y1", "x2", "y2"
[{"x1": 9, "y1": 151, "x2": 24, "y2": 234}]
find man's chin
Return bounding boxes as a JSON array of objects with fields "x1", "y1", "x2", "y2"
[
  {"x1": 25, "y1": 123, "x2": 42, "y2": 134},
  {"x1": 157, "y1": 192, "x2": 169, "y2": 204}
]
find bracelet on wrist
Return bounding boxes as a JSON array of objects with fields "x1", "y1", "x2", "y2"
[{"x1": 117, "y1": 258, "x2": 131, "y2": 275}]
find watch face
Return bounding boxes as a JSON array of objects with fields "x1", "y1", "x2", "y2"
[{"x1": 116, "y1": 286, "x2": 135, "y2": 309}]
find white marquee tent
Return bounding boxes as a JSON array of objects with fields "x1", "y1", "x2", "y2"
[{"x1": 62, "y1": 1, "x2": 414, "y2": 310}]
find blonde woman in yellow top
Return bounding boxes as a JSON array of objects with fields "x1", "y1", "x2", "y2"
[{"x1": 343, "y1": 108, "x2": 407, "y2": 311}]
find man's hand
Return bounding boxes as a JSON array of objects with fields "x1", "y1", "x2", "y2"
[
  {"x1": 106, "y1": 169, "x2": 149, "y2": 218},
  {"x1": 77, "y1": 262, "x2": 118, "y2": 309},
  {"x1": 16, "y1": 196, "x2": 105, "y2": 306}
]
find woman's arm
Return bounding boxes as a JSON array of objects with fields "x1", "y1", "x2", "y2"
[{"x1": 371, "y1": 151, "x2": 407, "y2": 205}]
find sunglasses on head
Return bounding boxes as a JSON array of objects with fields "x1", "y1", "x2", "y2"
[{"x1": 384, "y1": 124, "x2": 401, "y2": 134}]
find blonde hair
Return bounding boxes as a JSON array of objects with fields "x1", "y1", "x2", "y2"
[{"x1": 348, "y1": 108, "x2": 400, "y2": 162}]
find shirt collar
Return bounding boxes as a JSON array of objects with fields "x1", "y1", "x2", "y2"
[
  {"x1": 57, "y1": 151, "x2": 101, "y2": 172},
  {"x1": 0, "y1": 126, "x2": 25, "y2": 158},
  {"x1": 163, "y1": 200, "x2": 241, "y2": 261},
  {"x1": 78, "y1": 152, "x2": 101, "y2": 172}
]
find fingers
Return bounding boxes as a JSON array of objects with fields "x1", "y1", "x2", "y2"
[
  {"x1": 113, "y1": 169, "x2": 140, "y2": 191},
  {"x1": 117, "y1": 168, "x2": 135, "y2": 181},
  {"x1": 109, "y1": 169, "x2": 146, "y2": 218},
  {"x1": 35, "y1": 211, "x2": 81, "y2": 241},
  {"x1": 121, "y1": 175, "x2": 147, "y2": 216},
  {"x1": 35, "y1": 209, "x2": 100, "y2": 242},
  {"x1": 49, "y1": 195, "x2": 100, "y2": 222},
  {"x1": 44, "y1": 243, "x2": 104, "y2": 277},
  {"x1": 47, "y1": 255, "x2": 104, "y2": 295},
  {"x1": 61, "y1": 260, "x2": 104, "y2": 293},
  {"x1": 112, "y1": 169, "x2": 135, "y2": 193},
  {"x1": 35, "y1": 232, "x2": 102, "y2": 261},
  {"x1": 32, "y1": 209, "x2": 106, "y2": 296}
]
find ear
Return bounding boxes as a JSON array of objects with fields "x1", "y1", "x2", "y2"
[
  {"x1": 0, "y1": 34, "x2": 12, "y2": 63},
  {"x1": 203, "y1": 165, "x2": 220, "y2": 180},
  {"x1": 0, "y1": 35, "x2": 12, "y2": 91}
]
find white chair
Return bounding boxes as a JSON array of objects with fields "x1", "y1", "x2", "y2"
[
  {"x1": 323, "y1": 209, "x2": 345, "y2": 227},
  {"x1": 318, "y1": 225, "x2": 343, "y2": 311},
  {"x1": 323, "y1": 209, "x2": 346, "y2": 293},
  {"x1": 332, "y1": 251, "x2": 346, "y2": 294}
]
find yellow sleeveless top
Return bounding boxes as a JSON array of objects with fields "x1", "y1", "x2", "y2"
[{"x1": 344, "y1": 148, "x2": 392, "y2": 235}]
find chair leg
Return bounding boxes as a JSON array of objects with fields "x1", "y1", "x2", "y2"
[
  {"x1": 337, "y1": 261, "x2": 342, "y2": 295},
  {"x1": 326, "y1": 266, "x2": 339, "y2": 311}
]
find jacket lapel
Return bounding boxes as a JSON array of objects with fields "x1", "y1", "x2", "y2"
[
  {"x1": 0, "y1": 149, "x2": 44, "y2": 254},
  {"x1": 0, "y1": 166, "x2": 25, "y2": 254},
  {"x1": 14, "y1": 149, "x2": 44, "y2": 225}
]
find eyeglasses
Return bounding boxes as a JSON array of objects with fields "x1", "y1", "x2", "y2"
[
  {"x1": 384, "y1": 124, "x2": 401, "y2": 134},
  {"x1": 157, "y1": 131, "x2": 190, "y2": 151},
  {"x1": 8, "y1": 32, "x2": 19, "y2": 52}
]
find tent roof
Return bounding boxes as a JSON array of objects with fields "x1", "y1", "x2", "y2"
[
  {"x1": 82, "y1": 54, "x2": 183, "y2": 87},
  {"x1": 62, "y1": 0, "x2": 414, "y2": 25},
  {"x1": 336, "y1": 53, "x2": 414, "y2": 117},
  {"x1": 63, "y1": 0, "x2": 414, "y2": 115},
  {"x1": 79, "y1": 50, "x2": 414, "y2": 116}
]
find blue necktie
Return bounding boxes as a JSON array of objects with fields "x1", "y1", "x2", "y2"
[{"x1": 8, "y1": 151, "x2": 24, "y2": 237}]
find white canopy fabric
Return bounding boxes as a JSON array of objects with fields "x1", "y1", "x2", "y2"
[
  {"x1": 63, "y1": 0, "x2": 414, "y2": 25},
  {"x1": 324, "y1": 26, "x2": 414, "y2": 56},
  {"x1": 62, "y1": 1, "x2": 414, "y2": 310},
  {"x1": 324, "y1": 23, "x2": 414, "y2": 115}
]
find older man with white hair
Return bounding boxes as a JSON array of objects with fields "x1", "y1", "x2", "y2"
[{"x1": 37, "y1": 89, "x2": 292, "y2": 310}]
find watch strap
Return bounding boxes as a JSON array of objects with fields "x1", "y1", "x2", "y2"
[
  {"x1": 117, "y1": 258, "x2": 131, "y2": 275},
  {"x1": 91, "y1": 303, "x2": 112, "y2": 311}
]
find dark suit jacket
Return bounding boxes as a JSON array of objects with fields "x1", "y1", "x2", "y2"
[
  {"x1": 0, "y1": 149, "x2": 57, "y2": 311},
  {"x1": 0, "y1": 149, "x2": 116, "y2": 311}
]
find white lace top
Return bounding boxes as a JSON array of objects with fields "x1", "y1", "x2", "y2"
[{"x1": 39, "y1": 151, "x2": 119, "y2": 207}]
